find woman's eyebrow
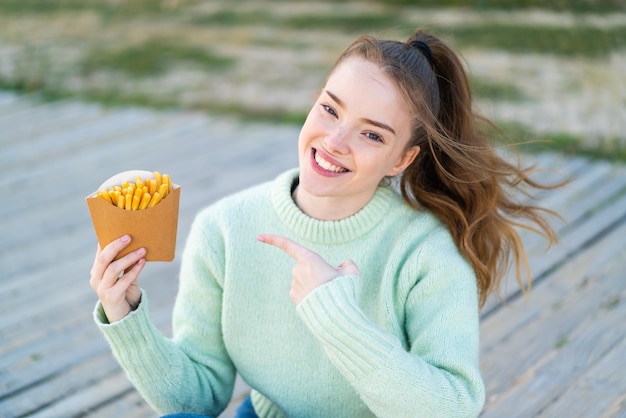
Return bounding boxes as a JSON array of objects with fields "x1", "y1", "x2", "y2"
[{"x1": 325, "y1": 89, "x2": 397, "y2": 136}]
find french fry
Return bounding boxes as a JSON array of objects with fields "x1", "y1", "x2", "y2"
[
  {"x1": 157, "y1": 183, "x2": 168, "y2": 199},
  {"x1": 154, "y1": 171, "x2": 162, "y2": 191},
  {"x1": 148, "y1": 191, "x2": 162, "y2": 208},
  {"x1": 131, "y1": 195, "x2": 141, "y2": 210},
  {"x1": 133, "y1": 186, "x2": 144, "y2": 201},
  {"x1": 94, "y1": 172, "x2": 174, "y2": 211},
  {"x1": 139, "y1": 192, "x2": 151, "y2": 210},
  {"x1": 112, "y1": 190, "x2": 121, "y2": 206},
  {"x1": 162, "y1": 174, "x2": 171, "y2": 195}
]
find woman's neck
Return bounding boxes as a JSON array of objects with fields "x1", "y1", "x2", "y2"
[{"x1": 291, "y1": 185, "x2": 372, "y2": 221}]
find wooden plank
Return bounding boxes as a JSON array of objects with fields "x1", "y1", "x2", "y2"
[
  {"x1": 0, "y1": 94, "x2": 49, "y2": 122},
  {"x1": 480, "y1": 251, "x2": 626, "y2": 417},
  {"x1": 517, "y1": 152, "x2": 592, "y2": 201},
  {"x1": 0, "y1": 354, "x2": 121, "y2": 418},
  {"x1": 0, "y1": 101, "x2": 107, "y2": 146},
  {"x1": 25, "y1": 371, "x2": 138, "y2": 418},
  {"x1": 556, "y1": 165, "x2": 626, "y2": 227},
  {"x1": 517, "y1": 160, "x2": 623, "y2": 251},
  {"x1": 1, "y1": 255, "x2": 178, "y2": 415},
  {"x1": 480, "y1": 226, "x2": 626, "y2": 408},
  {"x1": 512, "y1": 159, "x2": 615, "y2": 252},
  {"x1": 1, "y1": 320, "x2": 111, "y2": 395},
  {"x1": 537, "y1": 335, "x2": 626, "y2": 417},
  {"x1": 480, "y1": 218, "x2": 626, "y2": 362},
  {"x1": 482, "y1": 167, "x2": 626, "y2": 315},
  {"x1": 0, "y1": 91, "x2": 18, "y2": 107},
  {"x1": 525, "y1": 184, "x2": 626, "y2": 272},
  {"x1": 0, "y1": 300, "x2": 175, "y2": 418},
  {"x1": 481, "y1": 258, "x2": 626, "y2": 403},
  {"x1": 0, "y1": 108, "x2": 161, "y2": 174}
]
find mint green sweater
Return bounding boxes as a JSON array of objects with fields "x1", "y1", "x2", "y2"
[{"x1": 94, "y1": 169, "x2": 485, "y2": 417}]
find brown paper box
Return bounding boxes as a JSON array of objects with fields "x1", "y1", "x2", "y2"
[{"x1": 86, "y1": 170, "x2": 180, "y2": 262}]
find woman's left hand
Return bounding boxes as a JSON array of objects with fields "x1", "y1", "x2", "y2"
[{"x1": 258, "y1": 234, "x2": 360, "y2": 304}]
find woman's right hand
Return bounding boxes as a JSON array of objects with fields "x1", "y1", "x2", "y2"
[{"x1": 90, "y1": 234, "x2": 146, "y2": 323}]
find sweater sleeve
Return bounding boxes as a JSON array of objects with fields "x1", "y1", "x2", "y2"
[
  {"x1": 296, "y1": 243, "x2": 485, "y2": 418},
  {"x1": 93, "y1": 210, "x2": 236, "y2": 416}
]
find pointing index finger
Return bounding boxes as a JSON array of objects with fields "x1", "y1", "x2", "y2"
[{"x1": 257, "y1": 234, "x2": 311, "y2": 261}]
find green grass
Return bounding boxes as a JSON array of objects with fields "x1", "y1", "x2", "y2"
[
  {"x1": 190, "y1": 10, "x2": 403, "y2": 32},
  {"x1": 3, "y1": 0, "x2": 626, "y2": 14},
  {"x1": 281, "y1": 13, "x2": 404, "y2": 32},
  {"x1": 471, "y1": 78, "x2": 527, "y2": 101},
  {"x1": 601, "y1": 296, "x2": 620, "y2": 311},
  {"x1": 4, "y1": 2, "x2": 625, "y2": 58},
  {"x1": 188, "y1": 10, "x2": 264, "y2": 26},
  {"x1": 554, "y1": 336, "x2": 569, "y2": 350},
  {"x1": 94, "y1": 93, "x2": 308, "y2": 125},
  {"x1": 81, "y1": 39, "x2": 235, "y2": 78},
  {"x1": 197, "y1": 102, "x2": 308, "y2": 125},
  {"x1": 191, "y1": 12, "x2": 625, "y2": 57},
  {"x1": 436, "y1": 24, "x2": 626, "y2": 57},
  {"x1": 0, "y1": 0, "x2": 199, "y2": 16},
  {"x1": 379, "y1": 0, "x2": 626, "y2": 13},
  {"x1": 0, "y1": 77, "x2": 173, "y2": 108}
]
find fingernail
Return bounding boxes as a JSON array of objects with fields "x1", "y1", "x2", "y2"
[
  {"x1": 121, "y1": 235, "x2": 131, "y2": 243},
  {"x1": 136, "y1": 247, "x2": 146, "y2": 256}
]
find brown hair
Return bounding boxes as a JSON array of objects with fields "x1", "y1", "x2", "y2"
[{"x1": 332, "y1": 29, "x2": 562, "y2": 308}]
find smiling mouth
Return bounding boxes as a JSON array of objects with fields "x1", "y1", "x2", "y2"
[{"x1": 314, "y1": 149, "x2": 349, "y2": 173}]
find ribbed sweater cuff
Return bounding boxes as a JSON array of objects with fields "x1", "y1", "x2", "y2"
[
  {"x1": 296, "y1": 275, "x2": 397, "y2": 383},
  {"x1": 93, "y1": 292, "x2": 169, "y2": 373}
]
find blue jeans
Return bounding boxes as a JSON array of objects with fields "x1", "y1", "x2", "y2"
[{"x1": 161, "y1": 394, "x2": 258, "y2": 418}]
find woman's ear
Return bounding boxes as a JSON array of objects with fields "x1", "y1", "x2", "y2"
[{"x1": 388, "y1": 146, "x2": 420, "y2": 176}]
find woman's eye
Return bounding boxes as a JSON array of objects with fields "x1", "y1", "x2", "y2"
[
  {"x1": 322, "y1": 104, "x2": 337, "y2": 118},
  {"x1": 365, "y1": 132, "x2": 384, "y2": 143}
]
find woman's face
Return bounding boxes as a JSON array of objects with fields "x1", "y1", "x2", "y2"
[{"x1": 297, "y1": 57, "x2": 419, "y2": 214}]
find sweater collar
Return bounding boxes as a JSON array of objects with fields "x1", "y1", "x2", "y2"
[{"x1": 271, "y1": 168, "x2": 396, "y2": 245}]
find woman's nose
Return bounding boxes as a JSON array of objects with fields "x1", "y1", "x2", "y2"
[{"x1": 324, "y1": 126, "x2": 350, "y2": 154}]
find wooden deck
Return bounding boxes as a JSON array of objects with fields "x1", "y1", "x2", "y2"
[{"x1": 1, "y1": 91, "x2": 625, "y2": 417}]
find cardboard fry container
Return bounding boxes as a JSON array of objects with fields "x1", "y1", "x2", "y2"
[{"x1": 86, "y1": 170, "x2": 180, "y2": 262}]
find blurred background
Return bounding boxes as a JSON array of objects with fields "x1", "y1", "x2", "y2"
[
  {"x1": 1, "y1": 0, "x2": 625, "y2": 158},
  {"x1": 2, "y1": 1, "x2": 626, "y2": 417}
]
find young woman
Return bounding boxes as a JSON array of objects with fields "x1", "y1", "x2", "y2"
[{"x1": 90, "y1": 29, "x2": 559, "y2": 418}]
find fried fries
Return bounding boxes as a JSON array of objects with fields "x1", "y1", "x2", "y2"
[{"x1": 94, "y1": 171, "x2": 173, "y2": 210}]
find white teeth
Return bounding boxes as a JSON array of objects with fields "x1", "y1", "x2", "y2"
[{"x1": 315, "y1": 151, "x2": 347, "y2": 172}]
